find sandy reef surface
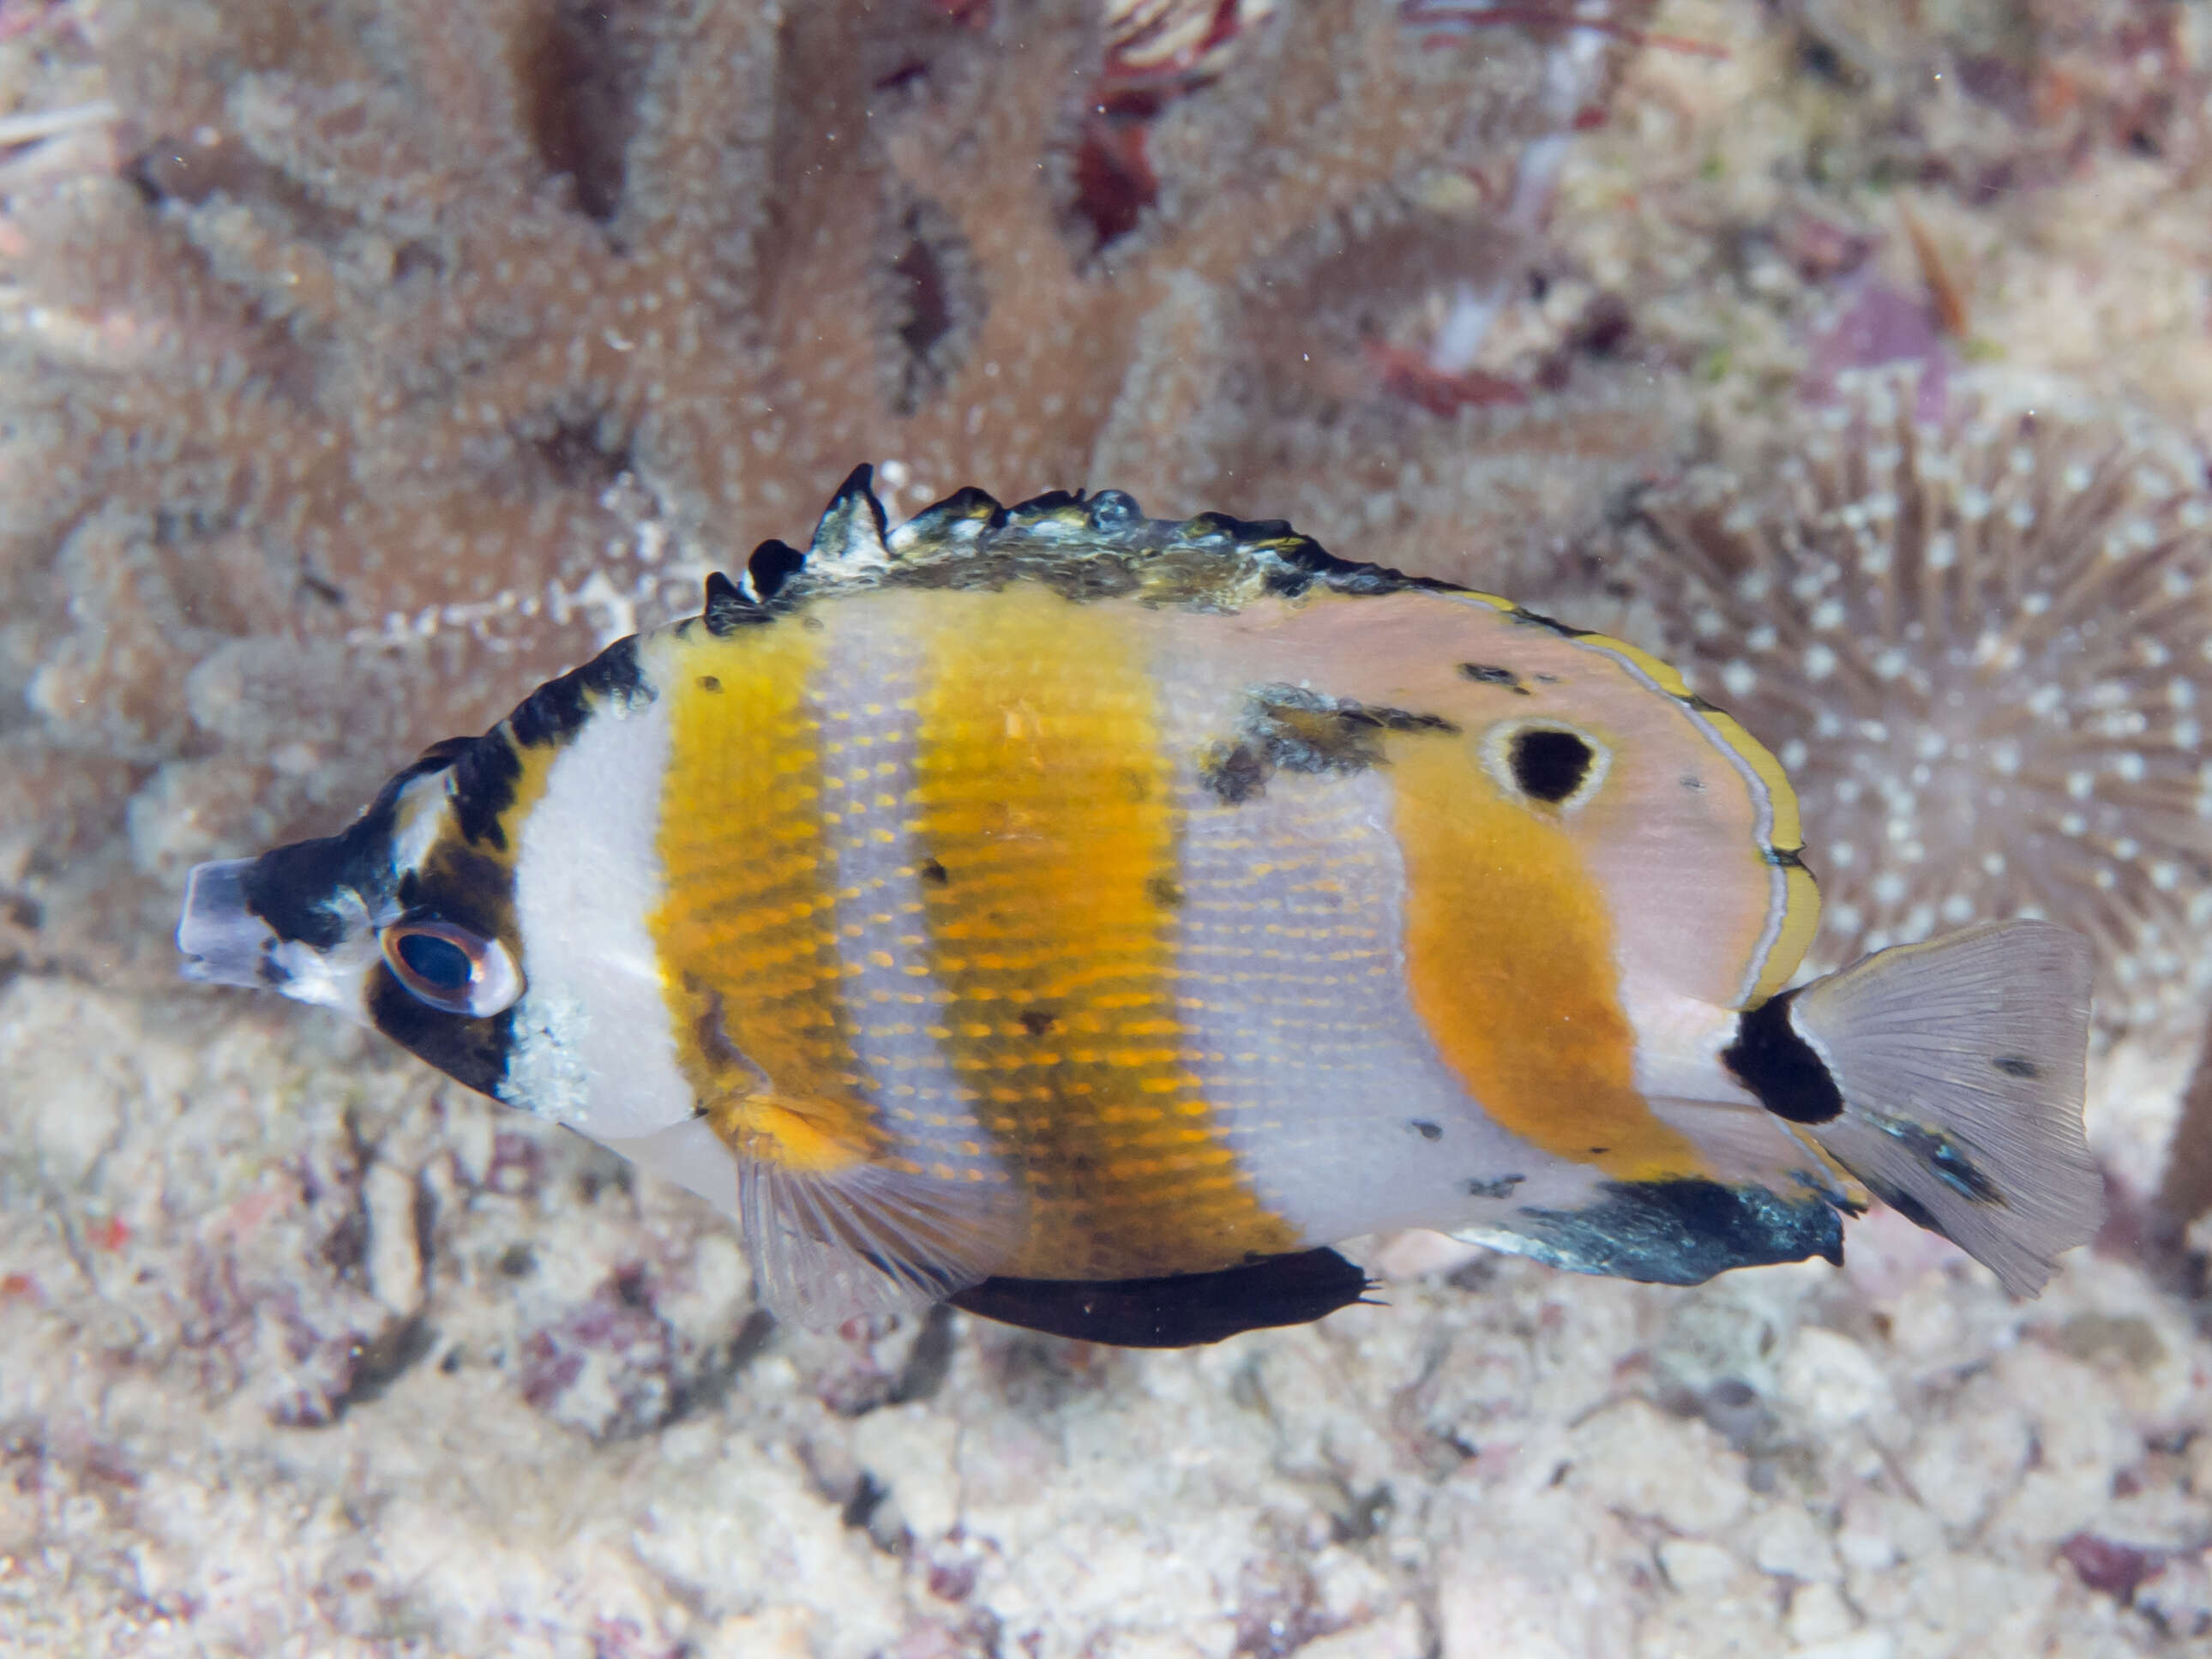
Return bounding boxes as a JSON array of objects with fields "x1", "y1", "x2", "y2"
[
  {"x1": 3, "y1": 975, "x2": 2210, "y2": 1658},
  {"x1": 6, "y1": 0, "x2": 2212, "y2": 1655}
]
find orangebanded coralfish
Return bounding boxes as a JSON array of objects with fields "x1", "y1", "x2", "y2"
[{"x1": 177, "y1": 469, "x2": 2102, "y2": 1345}]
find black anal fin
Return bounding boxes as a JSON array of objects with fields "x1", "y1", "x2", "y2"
[{"x1": 947, "y1": 1247, "x2": 1373, "y2": 1348}]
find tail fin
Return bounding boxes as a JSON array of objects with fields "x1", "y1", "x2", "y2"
[{"x1": 1784, "y1": 920, "x2": 2101, "y2": 1296}]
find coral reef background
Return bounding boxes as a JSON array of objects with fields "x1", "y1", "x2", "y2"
[{"x1": 3, "y1": 0, "x2": 2212, "y2": 1653}]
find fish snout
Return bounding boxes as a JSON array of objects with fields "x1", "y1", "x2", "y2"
[{"x1": 177, "y1": 858, "x2": 284, "y2": 989}]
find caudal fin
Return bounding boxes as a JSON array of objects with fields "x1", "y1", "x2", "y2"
[{"x1": 1784, "y1": 920, "x2": 2101, "y2": 1296}]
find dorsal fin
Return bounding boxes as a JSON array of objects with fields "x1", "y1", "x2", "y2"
[
  {"x1": 887, "y1": 485, "x2": 1005, "y2": 554},
  {"x1": 947, "y1": 1248, "x2": 1373, "y2": 1347},
  {"x1": 700, "y1": 568, "x2": 767, "y2": 634},
  {"x1": 746, "y1": 538, "x2": 808, "y2": 602},
  {"x1": 807, "y1": 464, "x2": 891, "y2": 569}
]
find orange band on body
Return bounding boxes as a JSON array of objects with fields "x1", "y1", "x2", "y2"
[
  {"x1": 652, "y1": 623, "x2": 877, "y2": 1171},
  {"x1": 911, "y1": 586, "x2": 1301, "y2": 1277},
  {"x1": 1391, "y1": 738, "x2": 1710, "y2": 1182}
]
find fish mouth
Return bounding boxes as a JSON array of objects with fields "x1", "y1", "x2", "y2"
[{"x1": 177, "y1": 858, "x2": 282, "y2": 989}]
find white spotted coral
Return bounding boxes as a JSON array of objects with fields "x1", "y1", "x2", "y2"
[{"x1": 1612, "y1": 374, "x2": 2212, "y2": 1032}]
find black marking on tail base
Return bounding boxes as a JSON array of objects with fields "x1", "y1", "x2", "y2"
[
  {"x1": 948, "y1": 1247, "x2": 1372, "y2": 1347},
  {"x1": 1510, "y1": 1178, "x2": 1845, "y2": 1285},
  {"x1": 1722, "y1": 989, "x2": 1844, "y2": 1125}
]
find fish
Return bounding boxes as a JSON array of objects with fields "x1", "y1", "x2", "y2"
[{"x1": 176, "y1": 467, "x2": 2105, "y2": 1345}]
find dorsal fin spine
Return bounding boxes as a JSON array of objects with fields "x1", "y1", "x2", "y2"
[{"x1": 808, "y1": 464, "x2": 892, "y2": 568}]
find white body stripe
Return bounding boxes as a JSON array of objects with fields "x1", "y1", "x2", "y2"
[
  {"x1": 818, "y1": 621, "x2": 1008, "y2": 1187},
  {"x1": 1150, "y1": 662, "x2": 1613, "y2": 1241},
  {"x1": 505, "y1": 689, "x2": 694, "y2": 1138}
]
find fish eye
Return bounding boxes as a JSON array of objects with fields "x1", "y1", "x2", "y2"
[
  {"x1": 380, "y1": 918, "x2": 524, "y2": 1017},
  {"x1": 1480, "y1": 719, "x2": 1610, "y2": 809}
]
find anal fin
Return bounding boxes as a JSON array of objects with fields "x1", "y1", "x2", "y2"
[
  {"x1": 947, "y1": 1248, "x2": 1373, "y2": 1348},
  {"x1": 742, "y1": 1156, "x2": 1021, "y2": 1330}
]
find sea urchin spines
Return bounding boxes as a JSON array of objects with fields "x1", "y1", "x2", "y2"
[{"x1": 1618, "y1": 374, "x2": 2212, "y2": 1028}]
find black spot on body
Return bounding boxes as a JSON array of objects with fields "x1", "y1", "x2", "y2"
[
  {"x1": 1010, "y1": 488, "x2": 1086, "y2": 516},
  {"x1": 1459, "y1": 663, "x2": 1530, "y2": 694},
  {"x1": 1018, "y1": 1009, "x2": 1057, "y2": 1037},
  {"x1": 1411, "y1": 1120, "x2": 1443, "y2": 1141},
  {"x1": 1199, "y1": 740, "x2": 1270, "y2": 806},
  {"x1": 1465, "y1": 1173, "x2": 1525, "y2": 1199},
  {"x1": 1145, "y1": 875, "x2": 1184, "y2": 909},
  {"x1": 1088, "y1": 490, "x2": 1142, "y2": 532},
  {"x1": 1993, "y1": 1054, "x2": 2039, "y2": 1079},
  {"x1": 698, "y1": 675, "x2": 722, "y2": 693},
  {"x1": 948, "y1": 1247, "x2": 1372, "y2": 1348},
  {"x1": 1722, "y1": 989, "x2": 1844, "y2": 1124},
  {"x1": 918, "y1": 857, "x2": 950, "y2": 886},
  {"x1": 1508, "y1": 727, "x2": 1597, "y2": 803},
  {"x1": 1203, "y1": 685, "x2": 1459, "y2": 804}
]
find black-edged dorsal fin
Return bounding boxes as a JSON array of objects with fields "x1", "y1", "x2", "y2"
[
  {"x1": 887, "y1": 485, "x2": 1006, "y2": 554},
  {"x1": 700, "y1": 568, "x2": 771, "y2": 634},
  {"x1": 808, "y1": 463, "x2": 892, "y2": 569},
  {"x1": 746, "y1": 538, "x2": 808, "y2": 603},
  {"x1": 947, "y1": 1247, "x2": 1373, "y2": 1347}
]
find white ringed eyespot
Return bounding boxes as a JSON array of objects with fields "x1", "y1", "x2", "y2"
[
  {"x1": 1479, "y1": 719, "x2": 1612, "y2": 810},
  {"x1": 380, "y1": 917, "x2": 524, "y2": 1017}
]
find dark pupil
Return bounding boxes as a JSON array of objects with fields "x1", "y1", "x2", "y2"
[
  {"x1": 396, "y1": 931, "x2": 474, "y2": 993},
  {"x1": 1510, "y1": 728, "x2": 1596, "y2": 803}
]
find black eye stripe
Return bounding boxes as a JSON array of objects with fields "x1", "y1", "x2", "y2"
[{"x1": 1509, "y1": 727, "x2": 1596, "y2": 803}]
